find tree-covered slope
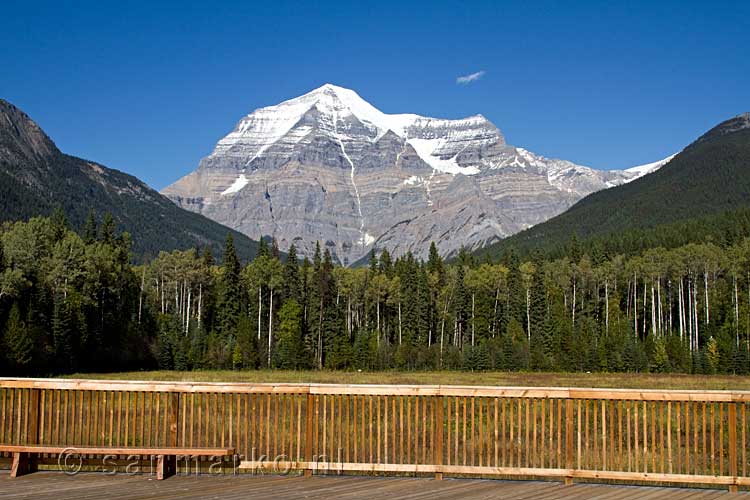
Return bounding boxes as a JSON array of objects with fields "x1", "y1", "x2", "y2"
[
  {"x1": 0, "y1": 99, "x2": 260, "y2": 261},
  {"x1": 479, "y1": 113, "x2": 750, "y2": 257}
]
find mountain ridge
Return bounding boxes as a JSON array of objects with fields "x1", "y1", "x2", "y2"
[
  {"x1": 0, "y1": 98, "x2": 261, "y2": 261},
  {"x1": 163, "y1": 84, "x2": 664, "y2": 264}
]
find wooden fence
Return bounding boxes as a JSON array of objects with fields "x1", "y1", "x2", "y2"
[{"x1": 1, "y1": 378, "x2": 750, "y2": 490}]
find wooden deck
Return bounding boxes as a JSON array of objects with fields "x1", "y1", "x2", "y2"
[{"x1": 1, "y1": 471, "x2": 747, "y2": 499}]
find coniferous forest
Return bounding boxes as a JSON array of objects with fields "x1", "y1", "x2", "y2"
[{"x1": 2, "y1": 210, "x2": 750, "y2": 377}]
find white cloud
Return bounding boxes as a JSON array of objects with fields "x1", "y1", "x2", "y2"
[{"x1": 456, "y1": 70, "x2": 486, "y2": 85}]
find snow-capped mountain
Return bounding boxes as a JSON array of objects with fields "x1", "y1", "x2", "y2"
[{"x1": 162, "y1": 84, "x2": 668, "y2": 264}]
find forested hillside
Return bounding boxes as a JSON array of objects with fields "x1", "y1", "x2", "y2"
[
  {"x1": 2, "y1": 213, "x2": 750, "y2": 376},
  {"x1": 0, "y1": 99, "x2": 260, "y2": 261},
  {"x1": 480, "y1": 113, "x2": 750, "y2": 258}
]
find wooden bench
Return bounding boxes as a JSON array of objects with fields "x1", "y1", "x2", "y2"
[{"x1": 0, "y1": 445, "x2": 235, "y2": 480}]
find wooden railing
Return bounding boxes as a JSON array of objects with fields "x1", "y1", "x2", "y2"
[{"x1": 1, "y1": 378, "x2": 750, "y2": 490}]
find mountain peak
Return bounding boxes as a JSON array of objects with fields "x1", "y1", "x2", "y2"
[
  {"x1": 311, "y1": 83, "x2": 355, "y2": 94},
  {"x1": 210, "y1": 85, "x2": 499, "y2": 176},
  {"x1": 0, "y1": 98, "x2": 59, "y2": 163},
  {"x1": 694, "y1": 112, "x2": 750, "y2": 146}
]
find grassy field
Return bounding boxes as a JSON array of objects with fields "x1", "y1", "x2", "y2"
[{"x1": 62, "y1": 370, "x2": 750, "y2": 390}]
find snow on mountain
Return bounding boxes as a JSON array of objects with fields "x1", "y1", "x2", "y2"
[
  {"x1": 622, "y1": 154, "x2": 677, "y2": 180},
  {"x1": 221, "y1": 174, "x2": 249, "y2": 195},
  {"x1": 163, "y1": 84, "x2": 671, "y2": 264},
  {"x1": 210, "y1": 84, "x2": 498, "y2": 178}
]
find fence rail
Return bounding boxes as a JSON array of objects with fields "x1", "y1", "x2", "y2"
[{"x1": 1, "y1": 378, "x2": 749, "y2": 490}]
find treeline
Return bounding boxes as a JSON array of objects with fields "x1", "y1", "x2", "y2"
[
  {"x1": 2, "y1": 213, "x2": 750, "y2": 375},
  {"x1": 480, "y1": 207, "x2": 750, "y2": 261}
]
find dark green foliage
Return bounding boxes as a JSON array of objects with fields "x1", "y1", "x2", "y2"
[
  {"x1": 52, "y1": 292, "x2": 74, "y2": 372},
  {"x1": 283, "y1": 245, "x2": 301, "y2": 303},
  {"x1": 3, "y1": 303, "x2": 33, "y2": 372},
  {"x1": 217, "y1": 234, "x2": 242, "y2": 337},
  {"x1": 3, "y1": 208, "x2": 750, "y2": 376},
  {"x1": 83, "y1": 210, "x2": 97, "y2": 245},
  {"x1": 274, "y1": 300, "x2": 305, "y2": 369}
]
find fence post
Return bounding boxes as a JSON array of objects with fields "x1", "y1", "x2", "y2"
[
  {"x1": 435, "y1": 396, "x2": 444, "y2": 480},
  {"x1": 28, "y1": 389, "x2": 40, "y2": 445},
  {"x1": 564, "y1": 398, "x2": 574, "y2": 486},
  {"x1": 729, "y1": 402, "x2": 738, "y2": 493},
  {"x1": 168, "y1": 392, "x2": 180, "y2": 447},
  {"x1": 304, "y1": 393, "x2": 314, "y2": 477}
]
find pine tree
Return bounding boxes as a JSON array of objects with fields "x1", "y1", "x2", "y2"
[
  {"x1": 427, "y1": 242, "x2": 444, "y2": 282},
  {"x1": 368, "y1": 249, "x2": 378, "y2": 274},
  {"x1": 283, "y1": 244, "x2": 301, "y2": 303},
  {"x1": 453, "y1": 263, "x2": 471, "y2": 349},
  {"x1": 321, "y1": 249, "x2": 349, "y2": 368},
  {"x1": 257, "y1": 237, "x2": 269, "y2": 259},
  {"x1": 83, "y1": 210, "x2": 97, "y2": 244},
  {"x1": 217, "y1": 234, "x2": 242, "y2": 344},
  {"x1": 158, "y1": 330, "x2": 174, "y2": 370},
  {"x1": 651, "y1": 338, "x2": 670, "y2": 373},
  {"x1": 462, "y1": 343, "x2": 491, "y2": 371},
  {"x1": 100, "y1": 213, "x2": 116, "y2": 244},
  {"x1": 202, "y1": 247, "x2": 215, "y2": 267},
  {"x1": 4, "y1": 303, "x2": 33, "y2": 372},
  {"x1": 569, "y1": 235, "x2": 582, "y2": 263},
  {"x1": 52, "y1": 293, "x2": 74, "y2": 373},
  {"x1": 274, "y1": 299, "x2": 304, "y2": 369},
  {"x1": 529, "y1": 254, "x2": 549, "y2": 369},
  {"x1": 51, "y1": 206, "x2": 68, "y2": 242},
  {"x1": 379, "y1": 248, "x2": 393, "y2": 277},
  {"x1": 309, "y1": 242, "x2": 324, "y2": 367}
]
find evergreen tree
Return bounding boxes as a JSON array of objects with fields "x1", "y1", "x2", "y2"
[
  {"x1": 52, "y1": 293, "x2": 74, "y2": 372},
  {"x1": 379, "y1": 248, "x2": 393, "y2": 277},
  {"x1": 3, "y1": 303, "x2": 33, "y2": 372},
  {"x1": 368, "y1": 249, "x2": 378, "y2": 274},
  {"x1": 453, "y1": 263, "x2": 471, "y2": 348},
  {"x1": 529, "y1": 254, "x2": 549, "y2": 369},
  {"x1": 51, "y1": 206, "x2": 68, "y2": 242},
  {"x1": 274, "y1": 299, "x2": 304, "y2": 368},
  {"x1": 216, "y1": 234, "x2": 242, "y2": 354},
  {"x1": 100, "y1": 213, "x2": 116, "y2": 244},
  {"x1": 257, "y1": 237, "x2": 269, "y2": 259},
  {"x1": 283, "y1": 244, "x2": 301, "y2": 303},
  {"x1": 427, "y1": 242, "x2": 444, "y2": 282},
  {"x1": 83, "y1": 210, "x2": 97, "y2": 244}
]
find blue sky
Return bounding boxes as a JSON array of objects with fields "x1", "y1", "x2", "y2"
[{"x1": 3, "y1": 0, "x2": 748, "y2": 189}]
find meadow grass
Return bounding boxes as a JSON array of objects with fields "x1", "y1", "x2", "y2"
[{"x1": 62, "y1": 370, "x2": 750, "y2": 390}]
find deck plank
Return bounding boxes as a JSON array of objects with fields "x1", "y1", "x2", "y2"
[{"x1": 1, "y1": 471, "x2": 748, "y2": 499}]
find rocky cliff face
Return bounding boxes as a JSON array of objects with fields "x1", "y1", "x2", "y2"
[{"x1": 162, "y1": 84, "x2": 659, "y2": 264}]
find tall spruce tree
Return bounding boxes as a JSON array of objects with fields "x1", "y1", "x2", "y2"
[
  {"x1": 52, "y1": 292, "x2": 74, "y2": 372},
  {"x1": 82, "y1": 210, "x2": 97, "y2": 244},
  {"x1": 100, "y1": 213, "x2": 116, "y2": 244},
  {"x1": 283, "y1": 244, "x2": 301, "y2": 303},
  {"x1": 217, "y1": 234, "x2": 242, "y2": 347},
  {"x1": 4, "y1": 303, "x2": 33, "y2": 373}
]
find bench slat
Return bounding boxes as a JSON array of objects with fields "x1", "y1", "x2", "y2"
[{"x1": 0, "y1": 445, "x2": 234, "y2": 456}]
